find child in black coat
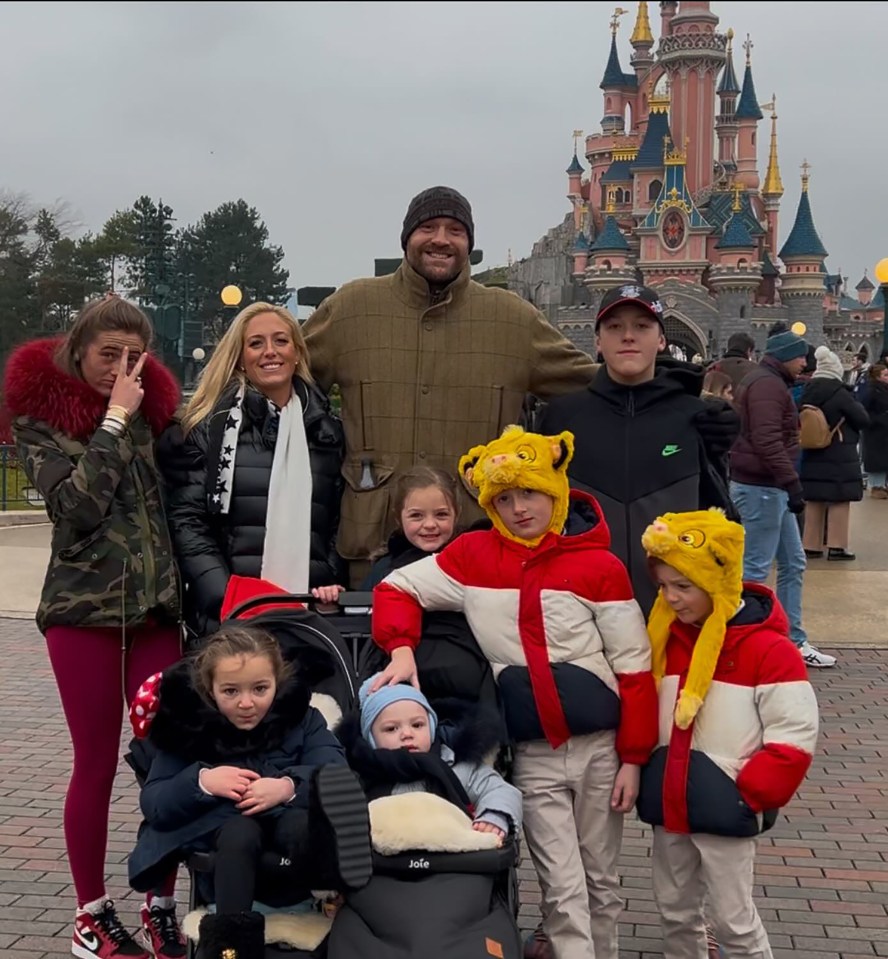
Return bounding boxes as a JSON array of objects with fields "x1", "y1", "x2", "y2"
[{"x1": 129, "y1": 625, "x2": 371, "y2": 959}]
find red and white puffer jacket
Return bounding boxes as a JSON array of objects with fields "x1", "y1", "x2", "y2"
[
  {"x1": 372, "y1": 490, "x2": 658, "y2": 763},
  {"x1": 637, "y1": 583, "x2": 819, "y2": 837}
]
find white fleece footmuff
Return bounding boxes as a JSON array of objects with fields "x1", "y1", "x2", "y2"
[
  {"x1": 182, "y1": 907, "x2": 332, "y2": 950},
  {"x1": 369, "y1": 792, "x2": 500, "y2": 855}
]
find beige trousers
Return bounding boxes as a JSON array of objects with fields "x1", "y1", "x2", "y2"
[
  {"x1": 512, "y1": 731, "x2": 623, "y2": 959},
  {"x1": 802, "y1": 500, "x2": 850, "y2": 550},
  {"x1": 652, "y1": 827, "x2": 773, "y2": 959}
]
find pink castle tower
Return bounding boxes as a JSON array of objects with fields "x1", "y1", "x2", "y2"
[{"x1": 657, "y1": 1, "x2": 724, "y2": 195}]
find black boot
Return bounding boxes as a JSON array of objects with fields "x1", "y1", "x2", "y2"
[
  {"x1": 828, "y1": 548, "x2": 856, "y2": 561},
  {"x1": 196, "y1": 910, "x2": 265, "y2": 959},
  {"x1": 311, "y1": 764, "x2": 373, "y2": 891}
]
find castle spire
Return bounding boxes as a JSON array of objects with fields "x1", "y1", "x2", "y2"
[
  {"x1": 630, "y1": 2, "x2": 653, "y2": 45},
  {"x1": 779, "y1": 163, "x2": 828, "y2": 260},
  {"x1": 717, "y1": 28, "x2": 740, "y2": 96},
  {"x1": 762, "y1": 100, "x2": 784, "y2": 197},
  {"x1": 735, "y1": 35, "x2": 763, "y2": 120},
  {"x1": 600, "y1": 9, "x2": 631, "y2": 88}
]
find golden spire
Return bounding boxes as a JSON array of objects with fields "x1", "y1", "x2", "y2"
[
  {"x1": 630, "y1": 2, "x2": 654, "y2": 45},
  {"x1": 762, "y1": 96, "x2": 784, "y2": 197},
  {"x1": 743, "y1": 33, "x2": 753, "y2": 64},
  {"x1": 611, "y1": 7, "x2": 629, "y2": 35},
  {"x1": 732, "y1": 181, "x2": 743, "y2": 212},
  {"x1": 800, "y1": 159, "x2": 811, "y2": 193}
]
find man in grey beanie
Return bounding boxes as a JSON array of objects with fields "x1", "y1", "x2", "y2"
[
  {"x1": 303, "y1": 185, "x2": 597, "y2": 583},
  {"x1": 729, "y1": 330, "x2": 837, "y2": 668}
]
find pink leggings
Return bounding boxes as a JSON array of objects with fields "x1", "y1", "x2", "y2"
[{"x1": 46, "y1": 623, "x2": 183, "y2": 906}]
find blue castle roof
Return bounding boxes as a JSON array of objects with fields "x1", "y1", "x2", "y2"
[
  {"x1": 779, "y1": 189, "x2": 828, "y2": 259},
  {"x1": 566, "y1": 153, "x2": 584, "y2": 175},
  {"x1": 735, "y1": 62, "x2": 763, "y2": 120},
  {"x1": 718, "y1": 46, "x2": 740, "y2": 95},
  {"x1": 702, "y1": 191, "x2": 766, "y2": 237},
  {"x1": 761, "y1": 250, "x2": 779, "y2": 277},
  {"x1": 716, "y1": 213, "x2": 756, "y2": 249},
  {"x1": 601, "y1": 158, "x2": 635, "y2": 183},
  {"x1": 573, "y1": 231, "x2": 591, "y2": 253},
  {"x1": 591, "y1": 216, "x2": 629, "y2": 251},
  {"x1": 600, "y1": 35, "x2": 637, "y2": 89},
  {"x1": 632, "y1": 110, "x2": 672, "y2": 169}
]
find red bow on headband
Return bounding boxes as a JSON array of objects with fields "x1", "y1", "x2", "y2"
[{"x1": 130, "y1": 671, "x2": 162, "y2": 739}]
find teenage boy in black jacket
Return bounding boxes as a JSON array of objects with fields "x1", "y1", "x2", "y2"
[{"x1": 537, "y1": 284, "x2": 735, "y2": 615}]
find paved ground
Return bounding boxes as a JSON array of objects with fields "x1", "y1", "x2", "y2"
[
  {"x1": 0, "y1": 495, "x2": 886, "y2": 956},
  {"x1": 0, "y1": 616, "x2": 886, "y2": 958}
]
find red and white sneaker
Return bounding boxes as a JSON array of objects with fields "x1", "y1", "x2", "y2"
[
  {"x1": 72, "y1": 900, "x2": 149, "y2": 958},
  {"x1": 139, "y1": 903, "x2": 187, "y2": 958}
]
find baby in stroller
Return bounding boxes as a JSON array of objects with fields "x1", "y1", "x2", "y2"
[
  {"x1": 326, "y1": 676, "x2": 524, "y2": 959},
  {"x1": 128, "y1": 624, "x2": 373, "y2": 959}
]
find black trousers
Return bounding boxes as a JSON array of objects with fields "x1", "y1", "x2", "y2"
[{"x1": 212, "y1": 808, "x2": 312, "y2": 912}]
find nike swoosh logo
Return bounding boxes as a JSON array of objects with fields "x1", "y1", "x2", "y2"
[
  {"x1": 661, "y1": 445, "x2": 681, "y2": 457},
  {"x1": 75, "y1": 926, "x2": 100, "y2": 951}
]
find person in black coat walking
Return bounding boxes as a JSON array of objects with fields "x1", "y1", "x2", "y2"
[
  {"x1": 158, "y1": 302, "x2": 345, "y2": 643},
  {"x1": 798, "y1": 346, "x2": 869, "y2": 560},
  {"x1": 863, "y1": 363, "x2": 888, "y2": 498}
]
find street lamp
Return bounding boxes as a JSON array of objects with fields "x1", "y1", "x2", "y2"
[
  {"x1": 875, "y1": 257, "x2": 888, "y2": 356},
  {"x1": 221, "y1": 284, "x2": 243, "y2": 308}
]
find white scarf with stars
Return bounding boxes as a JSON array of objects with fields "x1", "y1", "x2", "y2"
[{"x1": 215, "y1": 383, "x2": 312, "y2": 593}]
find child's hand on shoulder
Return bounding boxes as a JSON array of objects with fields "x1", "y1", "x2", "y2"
[
  {"x1": 610, "y1": 763, "x2": 640, "y2": 814},
  {"x1": 200, "y1": 766, "x2": 260, "y2": 801},
  {"x1": 237, "y1": 776, "x2": 296, "y2": 815},
  {"x1": 472, "y1": 820, "x2": 506, "y2": 846}
]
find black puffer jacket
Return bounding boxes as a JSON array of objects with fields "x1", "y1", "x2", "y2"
[
  {"x1": 798, "y1": 378, "x2": 869, "y2": 503},
  {"x1": 864, "y1": 381, "x2": 888, "y2": 474},
  {"x1": 537, "y1": 363, "x2": 734, "y2": 615},
  {"x1": 158, "y1": 377, "x2": 344, "y2": 639}
]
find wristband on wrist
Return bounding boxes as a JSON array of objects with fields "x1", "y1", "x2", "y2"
[
  {"x1": 107, "y1": 405, "x2": 130, "y2": 422},
  {"x1": 101, "y1": 416, "x2": 127, "y2": 437}
]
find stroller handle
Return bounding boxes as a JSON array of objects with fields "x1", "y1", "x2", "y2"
[{"x1": 225, "y1": 590, "x2": 374, "y2": 622}]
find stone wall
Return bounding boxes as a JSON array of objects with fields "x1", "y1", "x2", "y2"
[{"x1": 508, "y1": 214, "x2": 584, "y2": 322}]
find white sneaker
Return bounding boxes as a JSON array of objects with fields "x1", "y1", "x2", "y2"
[{"x1": 800, "y1": 642, "x2": 837, "y2": 668}]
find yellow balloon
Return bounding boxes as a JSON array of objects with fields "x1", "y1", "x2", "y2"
[
  {"x1": 874, "y1": 258, "x2": 888, "y2": 285},
  {"x1": 790, "y1": 322, "x2": 807, "y2": 336},
  {"x1": 221, "y1": 284, "x2": 243, "y2": 307}
]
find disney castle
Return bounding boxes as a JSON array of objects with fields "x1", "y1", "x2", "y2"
[{"x1": 509, "y1": 1, "x2": 885, "y2": 361}]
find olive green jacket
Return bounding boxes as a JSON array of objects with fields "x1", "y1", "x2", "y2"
[{"x1": 303, "y1": 259, "x2": 596, "y2": 560}]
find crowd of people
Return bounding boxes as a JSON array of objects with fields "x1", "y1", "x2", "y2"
[{"x1": 1, "y1": 183, "x2": 862, "y2": 959}]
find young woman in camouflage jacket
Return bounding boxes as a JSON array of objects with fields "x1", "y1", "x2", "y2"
[{"x1": 3, "y1": 296, "x2": 186, "y2": 959}]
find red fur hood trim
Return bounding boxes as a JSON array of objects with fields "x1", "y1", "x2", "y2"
[{"x1": 2, "y1": 337, "x2": 180, "y2": 441}]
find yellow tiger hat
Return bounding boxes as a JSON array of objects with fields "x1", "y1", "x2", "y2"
[
  {"x1": 458, "y1": 425, "x2": 574, "y2": 547},
  {"x1": 641, "y1": 508, "x2": 745, "y2": 730}
]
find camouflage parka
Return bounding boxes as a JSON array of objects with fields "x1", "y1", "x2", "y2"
[{"x1": 3, "y1": 338, "x2": 182, "y2": 634}]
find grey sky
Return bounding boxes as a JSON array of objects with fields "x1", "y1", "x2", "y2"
[{"x1": 2, "y1": 1, "x2": 885, "y2": 302}]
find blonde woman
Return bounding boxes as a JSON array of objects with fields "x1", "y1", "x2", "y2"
[{"x1": 158, "y1": 302, "x2": 344, "y2": 642}]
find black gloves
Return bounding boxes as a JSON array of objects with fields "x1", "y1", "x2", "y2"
[
  {"x1": 787, "y1": 488, "x2": 806, "y2": 514},
  {"x1": 695, "y1": 400, "x2": 741, "y2": 457}
]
